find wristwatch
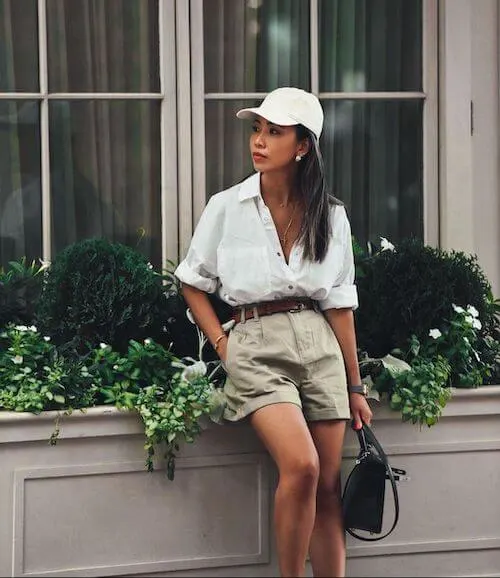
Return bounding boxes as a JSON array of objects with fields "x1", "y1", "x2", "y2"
[{"x1": 348, "y1": 384, "x2": 368, "y2": 397}]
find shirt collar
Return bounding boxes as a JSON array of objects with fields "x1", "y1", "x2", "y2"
[{"x1": 237, "y1": 172, "x2": 261, "y2": 202}]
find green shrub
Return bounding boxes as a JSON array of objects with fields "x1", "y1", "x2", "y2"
[
  {"x1": 355, "y1": 238, "x2": 496, "y2": 359},
  {"x1": 0, "y1": 324, "x2": 96, "y2": 413},
  {"x1": 0, "y1": 325, "x2": 216, "y2": 479},
  {"x1": 36, "y1": 238, "x2": 169, "y2": 355},
  {"x1": 0, "y1": 258, "x2": 46, "y2": 329}
]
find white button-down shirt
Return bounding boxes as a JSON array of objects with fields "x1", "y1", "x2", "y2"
[{"x1": 175, "y1": 172, "x2": 358, "y2": 310}]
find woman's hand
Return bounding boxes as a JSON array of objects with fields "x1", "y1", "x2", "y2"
[{"x1": 349, "y1": 393, "x2": 373, "y2": 430}]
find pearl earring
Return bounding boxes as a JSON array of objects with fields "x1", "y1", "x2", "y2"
[{"x1": 295, "y1": 155, "x2": 302, "y2": 162}]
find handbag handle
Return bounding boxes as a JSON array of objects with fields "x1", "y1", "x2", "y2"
[{"x1": 346, "y1": 422, "x2": 404, "y2": 542}]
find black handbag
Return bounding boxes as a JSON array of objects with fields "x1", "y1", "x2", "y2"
[{"x1": 342, "y1": 422, "x2": 408, "y2": 541}]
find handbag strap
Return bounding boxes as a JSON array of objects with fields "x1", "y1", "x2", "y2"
[{"x1": 345, "y1": 423, "x2": 401, "y2": 542}]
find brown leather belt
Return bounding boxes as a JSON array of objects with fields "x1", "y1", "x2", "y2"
[{"x1": 231, "y1": 298, "x2": 315, "y2": 323}]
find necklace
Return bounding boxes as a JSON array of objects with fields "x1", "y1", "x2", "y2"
[{"x1": 280, "y1": 203, "x2": 297, "y2": 246}]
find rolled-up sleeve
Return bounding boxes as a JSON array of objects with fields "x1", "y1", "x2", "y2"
[
  {"x1": 174, "y1": 197, "x2": 223, "y2": 293},
  {"x1": 318, "y1": 206, "x2": 359, "y2": 311}
]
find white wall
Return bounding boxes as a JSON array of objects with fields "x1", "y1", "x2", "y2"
[
  {"x1": 472, "y1": 0, "x2": 500, "y2": 296},
  {"x1": 440, "y1": 0, "x2": 500, "y2": 296}
]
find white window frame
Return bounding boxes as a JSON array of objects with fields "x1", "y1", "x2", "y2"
[
  {"x1": 0, "y1": 0, "x2": 178, "y2": 270},
  {"x1": 181, "y1": 0, "x2": 439, "y2": 257}
]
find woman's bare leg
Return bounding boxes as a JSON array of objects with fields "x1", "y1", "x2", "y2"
[
  {"x1": 307, "y1": 420, "x2": 347, "y2": 578},
  {"x1": 250, "y1": 403, "x2": 320, "y2": 577}
]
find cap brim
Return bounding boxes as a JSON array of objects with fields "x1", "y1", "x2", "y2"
[{"x1": 236, "y1": 106, "x2": 297, "y2": 126}]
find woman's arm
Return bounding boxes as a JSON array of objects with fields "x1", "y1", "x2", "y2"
[
  {"x1": 323, "y1": 307, "x2": 372, "y2": 428},
  {"x1": 181, "y1": 283, "x2": 228, "y2": 361}
]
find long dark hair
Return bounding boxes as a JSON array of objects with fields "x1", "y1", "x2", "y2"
[{"x1": 295, "y1": 125, "x2": 342, "y2": 262}]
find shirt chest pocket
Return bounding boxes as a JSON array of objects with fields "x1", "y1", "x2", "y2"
[{"x1": 217, "y1": 245, "x2": 271, "y2": 298}]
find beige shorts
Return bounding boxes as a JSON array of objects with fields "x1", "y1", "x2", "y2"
[{"x1": 222, "y1": 308, "x2": 350, "y2": 422}]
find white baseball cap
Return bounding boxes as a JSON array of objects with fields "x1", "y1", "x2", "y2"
[{"x1": 236, "y1": 87, "x2": 324, "y2": 139}]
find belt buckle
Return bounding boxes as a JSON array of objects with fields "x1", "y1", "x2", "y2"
[{"x1": 289, "y1": 302, "x2": 307, "y2": 313}]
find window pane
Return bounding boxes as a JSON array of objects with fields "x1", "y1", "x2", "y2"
[
  {"x1": 47, "y1": 0, "x2": 160, "y2": 93},
  {"x1": 49, "y1": 100, "x2": 161, "y2": 266},
  {"x1": 321, "y1": 99, "x2": 423, "y2": 246},
  {"x1": 0, "y1": 101, "x2": 41, "y2": 265},
  {"x1": 204, "y1": 0, "x2": 310, "y2": 93},
  {"x1": 205, "y1": 100, "x2": 255, "y2": 199},
  {"x1": 0, "y1": 0, "x2": 39, "y2": 92},
  {"x1": 319, "y1": 0, "x2": 422, "y2": 92}
]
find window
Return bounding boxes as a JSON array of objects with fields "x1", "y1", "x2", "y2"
[
  {"x1": 0, "y1": 0, "x2": 177, "y2": 269},
  {"x1": 190, "y1": 0, "x2": 438, "y2": 249}
]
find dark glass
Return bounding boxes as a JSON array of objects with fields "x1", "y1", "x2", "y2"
[
  {"x1": 47, "y1": 0, "x2": 160, "y2": 92},
  {"x1": 321, "y1": 99, "x2": 423, "y2": 246},
  {"x1": 319, "y1": 0, "x2": 422, "y2": 92},
  {"x1": 205, "y1": 100, "x2": 255, "y2": 198},
  {"x1": 0, "y1": 101, "x2": 42, "y2": 265},
  {"x1": 49, "y1": 100, "x2": 162, "y2": 266},
  {"x1": 204, "y1": 0, "x2": 310, "y2": 93},
  {"x1": 0, "y1": 0, "x2": 39, "y2": 91}
]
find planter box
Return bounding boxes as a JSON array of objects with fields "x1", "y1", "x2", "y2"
[
  {"x1": 1, "y1": 386, "x2": 500, "y2": 577},
  {"x1": 344, "y1": 385, "x2": 500, "y2": 578}
]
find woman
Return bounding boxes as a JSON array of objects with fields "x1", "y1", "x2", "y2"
[{"x1": 175, "y1": 87, "x2": 372, "y2": 578}]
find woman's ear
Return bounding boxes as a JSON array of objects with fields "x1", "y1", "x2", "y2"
[{"x1": 297, "y1": 137, "x2": 311, "y2": 158}]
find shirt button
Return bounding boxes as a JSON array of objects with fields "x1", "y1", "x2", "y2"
[
  {"x1": 277, "y1": 252, "x2": 281, "y2": 257},
  {"x1": 288, "y1": 285, "x2": 293, "y2": 290}
]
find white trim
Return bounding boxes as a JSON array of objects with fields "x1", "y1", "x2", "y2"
[
  {"x1": 0, "y1": 93, "x2": 43, "y2": 100},
  {"x1": 38, "y1": 0, "x2": 51, "y2": 260},
  {"x1": 176, "y1": 0, "x2": 193, "y2": 258},
  {"x1": 204, "y1": 91, "x2": 427, "y2": 100},
  {"x1": 438, "y1": 0, "x2": 474, "y2": 253},
  {"x1": 44, "y1": 93, "x2": 163, "y2": 99},
  {"x1": 422, "y1": 0, "x2": 439, "y2": 246},
  {"x1": 160, "y1": 0, "x2": 178, "y2": 266},
  {"x1": 310, "y1": 0, "x2": 319, "y2": 94},
  {"x1": 0, "y1": 93, "x2": 164, "y2": 100},
  {"x1": 191, "y1": 0, "x2": 206, "y2": 226}
]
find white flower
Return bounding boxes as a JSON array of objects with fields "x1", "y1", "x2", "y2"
[
  {"x1": 38, "y1": 258, "x2": 51, "y2": 271},
  {"x1": 452, "y1": 304, "x2": 465, "y2": 314},
  {"x1": 147, "y1": 262, "x2": 153, "y2": 270},
  {"x1": 467, "y1": 305, "x2": 479, "y2": 318},
  {"x1": 465, "y1": 315, "x2": 474, "y2": 325},
  {"x1": 429, "y1": 328, "x2": 442, "y2": 339},
  {"x1": 15, "y1": 325, "x2": 28, "y2": 332},
  {"x1": 380, "y1": 237, "x2": 395, "y2": 252},
  {"x1": 472, "y1": 318, "x2": 482, "y2": 330},
  {"x1": 186, "y1": 308, "x2": 195, "y2": 324},
  {"x1": 43, "y1": 336, "x2": 51, "y2": 342},
  {"x1": 29, "y1": 325, "x2": 37, "y2": 332},
  {"x1": 181, "y1": 361, "x2": 207, "y2": 382},
  {"x1": 144, "y1": 338, "x2": 152, "y2": 345},
  {"x1": 99, "y1": 343, "x2": 108, "y2": 349},
  {"x1": 12, "y1": 355, "x2": 23, "y2": 365},
  {"x1": 113, "y1": 365, "x2": 119, "y2": 370}
]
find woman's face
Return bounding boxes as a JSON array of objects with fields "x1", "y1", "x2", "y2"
[{"x1": 249, "y1": 115, "x2": 308, "y2": 172}]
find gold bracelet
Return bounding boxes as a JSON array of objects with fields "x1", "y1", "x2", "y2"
[{"x1": 213, "y1": 333, "x2": 227, "y2": 351}]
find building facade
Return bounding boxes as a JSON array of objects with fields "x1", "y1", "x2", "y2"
[{"x1": 0, "y1": 0, "x2": 498, "y2": 292}]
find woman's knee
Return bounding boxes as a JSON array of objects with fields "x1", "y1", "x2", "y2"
[
  {"x1": 280, "y1": 454, "x2": 320, "y2": 493},
  {"x1": 316, "y1": 474, "x2": 342, "y2": 508}
]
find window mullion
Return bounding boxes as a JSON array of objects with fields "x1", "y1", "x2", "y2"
[
  {"x1": 310, "y1": 0, "x2": 319, "y2": 94},
  {"x1": 176, "y1": 0, "x2": 193, "y2": 259},
  {"x1": 38, "y1": 0, "x2": 51, "y2": 261},
  {"x1": 160, "y1": 0, "x2": 178, "y2": 267},
  {"x1": 191, "y1": 0, "x2": 206, "y2": 226},
  {"x1": 422, "y1": 0, "x2": 439, "y2": 247}
]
